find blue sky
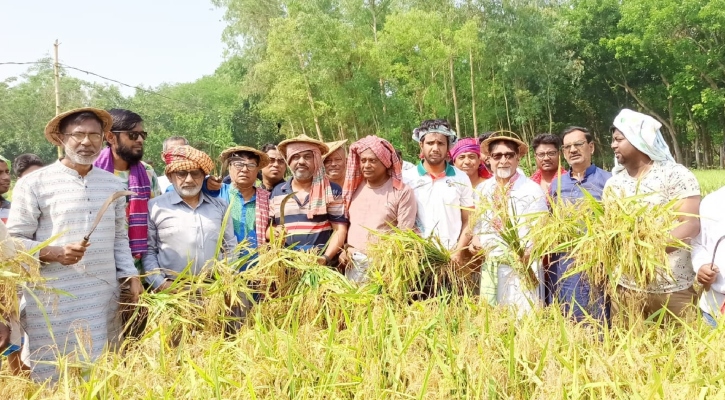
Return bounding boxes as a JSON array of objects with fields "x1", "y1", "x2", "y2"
[{"x1": 0, "y1": 0, "x2": 228, "y2": 92}]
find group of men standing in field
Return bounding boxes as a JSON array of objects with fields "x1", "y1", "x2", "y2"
[{"x1": 0, "y1": 106, "x2": 723, "y2": 382}]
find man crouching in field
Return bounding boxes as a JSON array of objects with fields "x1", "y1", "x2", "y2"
[
  {"x1": 7, "y1": 108, "x2": 142, "y2": 382},
  {"x1": 604, "y1": 109, "x2": 701, "y2": 320},
  {"x1": 339, "y1": 135, "x2": 417, "y2": 283}
]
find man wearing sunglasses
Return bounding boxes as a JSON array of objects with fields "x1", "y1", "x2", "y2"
[
  {"x1": 471, "y1": 135, "x2": 547, "y2": 315},
  {"x1": 143, "y1": 145, "x2": 237, "y2": 292},
  {"x1": 548, "y1": 126, "x2": 612, "y2": 324},
  {"x1": 94, "y1": 109, "x2": 161, "y2": 270}
]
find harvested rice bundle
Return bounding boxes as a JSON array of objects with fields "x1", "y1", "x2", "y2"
[
  {"x1": 0, "y1": 229, "x2": 47, "y2": 322},
  {"x1": 472, "y1": 191, "x2": 544, "y2": 291},
  {"x1": 365, "y1": 227, "x2": 455, "y2": 300},
  {"x1": 536, "y1": 191, "x2": 684, "y2": 295}
]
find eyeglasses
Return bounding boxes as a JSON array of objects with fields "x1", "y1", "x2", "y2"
[
  {"x1": 490, "y1": 152, "x2": 517, "y2": 161},
  {"x1": 535, "y1": 150, "x2": 558, "y2": 159},
  {"x1": 111, "y1": 130, "x2": 148, "y2": 141},
  {"x1": 229, "y1": 161, "x2": 259, "y2": 170},
  {"x1": 561, "y1": 140, "x2": 589, "y2": 152},
  {"x1": 64, "y1": 132, "x2": 103, "y2": 142},
  {"x1": 172, "y1": 170, "x2": 204, "y2": 180},
  {"x1": 268, "y1": 157, "x2": 286, "y2": 165}
]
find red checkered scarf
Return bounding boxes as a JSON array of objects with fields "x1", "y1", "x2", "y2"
[
  {"x1": 254, "y1": 187, "x2": 270, "y2": 245},
  {"x1": 285, "y1": 142, "x2": 334, "y2": 219},
  {"x1": 342, "y1": 136, "x2": 402, "y2": 217}
]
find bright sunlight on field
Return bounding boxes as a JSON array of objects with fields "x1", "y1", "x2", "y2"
[{"x1": 2, "y1": 172, "x2": 725, "y2": 399}]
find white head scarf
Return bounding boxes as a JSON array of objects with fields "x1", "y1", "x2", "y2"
[{"x1": 611, "y1": 109, "x2": 675, "y2": 174}]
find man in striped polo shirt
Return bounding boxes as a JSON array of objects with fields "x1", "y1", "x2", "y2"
[{"x1": 269, "y1": 135, "x2": 349, "y2": 267}]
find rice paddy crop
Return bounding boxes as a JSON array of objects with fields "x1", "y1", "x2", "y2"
[{"x1": 2, "y1": 172, "x2": 725, "y2": 398}]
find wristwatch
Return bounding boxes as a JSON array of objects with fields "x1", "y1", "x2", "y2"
[{"x1": 322, "y1": 254, "x2": 331, "y2": 265}]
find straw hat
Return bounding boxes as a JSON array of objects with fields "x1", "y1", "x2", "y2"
[
  {"x1": 44, "y1": 107, "x2": 113, "y2": 146},
  {"x1": 480, "y1": 131, "x2": 529, "y2": 158},
  {"x1": 322, "y1": 139, "x2": 348, "y2": 161},
  {"x1": 220, "y1": 146, "x2": 270, "y2": 169},
  {"x1": 277, "y1": 134, "x2": 329, "y2": 157}
]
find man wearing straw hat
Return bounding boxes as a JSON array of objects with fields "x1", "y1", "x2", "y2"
[
  {"x1": 270, "y1": 135, "x2": 349, "y2": 267},
  {"x1": 470, "y1": 134, "x2": 547, "y2": 314},
  {"x1": 7, "y1": 108, "x2": 141, "y2": 382},
  {"x1": 340, "y1": 135, "x2": 417, "y2": 283},
  {"x1": 604, "y1": 109, "x2": 701, "y2": 319},
  {"x1": 143, "y1": 145, "x2": 237, "y2": 292},
  {"x1": 323, "y1": 139, "x2": 348, "y2": 188},
  {"x1": 402, "y1": 119, "x2": 474, "y2": 266}
]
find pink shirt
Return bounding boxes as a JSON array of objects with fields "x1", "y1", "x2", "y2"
[{"x1": 347, "y1": 178, "x2": 417, "y2": 253}]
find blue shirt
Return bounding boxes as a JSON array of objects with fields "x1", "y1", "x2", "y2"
[{"x1": 549, "y1": 164, "x2": 611, "y2": 202}]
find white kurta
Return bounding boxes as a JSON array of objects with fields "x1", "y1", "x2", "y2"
[
  {"x1": 475, "y1": 175, "x2": 547, "y2": 315},
  {"x1": 7, "y1": 161, "x2": 136, "y2": 382}
]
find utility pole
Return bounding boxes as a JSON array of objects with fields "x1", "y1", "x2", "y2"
[{"x1": 53, "y1": 40, "x2": 63, "y2": 159}]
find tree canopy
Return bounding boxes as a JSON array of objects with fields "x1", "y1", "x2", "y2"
[{"x1": 2, "y1": 0, "x2": 724, "y2": 171}]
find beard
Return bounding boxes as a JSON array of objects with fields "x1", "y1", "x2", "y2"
[
  {"x1": 495, "y1": 167, "x2": 514, "y2": 179},
  {"x1": 116, "y1": 142, "x2": 144, "y2": 165},
  {"x1": 293, "y1": 169, "x2": 313, "y2": 181},
  {"x1": 64, "y1": 145, "x2": 100, "y2": 165},
  {"x1": 174, "y1": 183, "x2": 202, "y2": 198}
]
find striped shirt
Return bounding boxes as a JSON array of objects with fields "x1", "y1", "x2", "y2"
[
  {"x1": 6, "y1": 161, "x2": 136, "y2": 382},
  {"x1": 269, "y1": 178, "x2": 348, "y2": 251}
]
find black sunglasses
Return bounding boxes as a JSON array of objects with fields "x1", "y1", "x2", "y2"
[{"x1": 111, "y1": 130, "x2": 148, "y2": 141}]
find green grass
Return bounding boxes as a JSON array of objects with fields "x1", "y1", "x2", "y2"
[{"x1": 693, "y1": 170, "x2": 725, "y2": 196}]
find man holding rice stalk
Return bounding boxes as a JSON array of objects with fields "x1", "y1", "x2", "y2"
[
  {"x1": 548, "y1": 126, "x2": 612, "y2": 323},
  {"x1": 7, "y1": 108, "x2": 142, "y2": 382},
  {"x1": 340, "y1": 135, "x2": 417, "y2": 283},
  {"x1": 143, "y1": 145, "x2": 237, "y2": 292},
  {"x1": 470, "y1": 134, "x2": 547, "y2": 315},
  {"x1": 604, "y1": 109, "x2": 701, "y2": 319},
  {"x1": 402, "y1": 119, "x2": 474, "y2": 266},
  {"x1": 269, "y1": 135, "x2": 349, "y2": 267},
  {"x1": 692, "y1": 186, "x2": 725, "y2": 327}
]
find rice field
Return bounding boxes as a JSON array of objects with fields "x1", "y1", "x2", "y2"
[{"x1": 2, "y1": 171, "x2": 725, "y2": 399}]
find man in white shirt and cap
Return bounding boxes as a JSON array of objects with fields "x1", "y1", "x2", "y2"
[{"x1": 402, "y1": 119, "x2": 474, "y2": 266}]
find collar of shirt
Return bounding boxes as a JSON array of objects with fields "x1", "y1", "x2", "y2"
[
  {"x1": 567, "y1": 164, "x2": 597, "y2": 183},
  {"x1": 234, "y1": 187, "x2": 257, "y2": 205},
  {"x1": 416, "y1": 161, "x2": 456, "y2": 179}
]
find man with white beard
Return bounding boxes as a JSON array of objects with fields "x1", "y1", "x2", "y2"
[
  {"x1": 7, "y1": 108, "x2": 141, "y2": 382},
  {"x1": 143, "y1": 145, "x2": 237, "y2": 291},
  {"x1": 470, "y1": 135, "x2": 547, "y2": 315}
]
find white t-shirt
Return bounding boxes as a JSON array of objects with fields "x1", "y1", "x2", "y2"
[
  {"x1": 603, "y1": 161, "x2": 700, "y2": 293},
  {"x1": 403, "y1": 162, "x2": 474, "y2": 250},
  {"x1": 475, "y1": 174, "x2": 547, "y2": 259},
  {"x1": 692, "y1": 186, "x2": 725, "y2": 315}
]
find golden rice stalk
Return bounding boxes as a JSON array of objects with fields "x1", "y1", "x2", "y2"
[
  {"x1": 365, "y1": 227, "x2": 454, "y2": 301},
  {"x1": 0, "y1": 234, "x2": 48, "y2": 322},
  {"x1": 472, "y1": 188, "x2": 542, "y2": 291},
  {"x1": 529, "y1": 188, "x2": 684, "y2": 296}
]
